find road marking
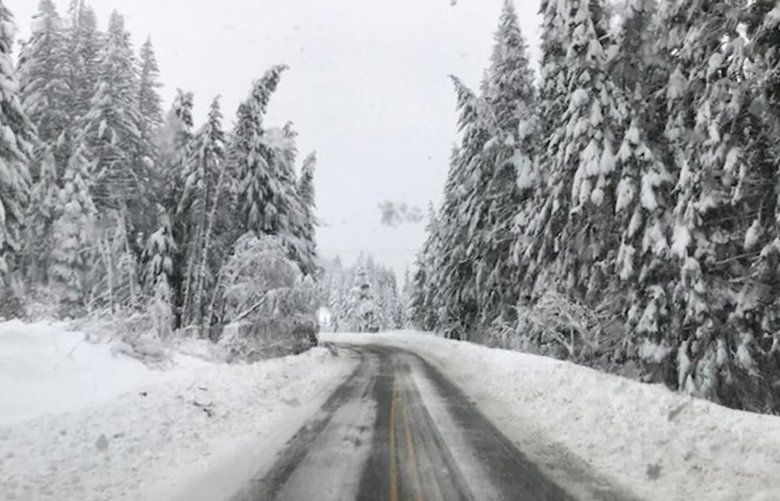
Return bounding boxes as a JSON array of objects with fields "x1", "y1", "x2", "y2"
[
  {"x1": 389, "y1": 374, "x2": 399, "y2": 501},
  {"x1": 400, "y1": 372, "x2": 425, "y2": 501}
]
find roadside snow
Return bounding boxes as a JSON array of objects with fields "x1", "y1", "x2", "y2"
[
  {"x1": 0, "y1": 321, "x2": 357, "y2": 501},
  {"x1": 0, "y1": 320, "x2": 209, "y2": 426},
  {"x1": 322, "y1": 331, "x2": 780, "y2": 501}
]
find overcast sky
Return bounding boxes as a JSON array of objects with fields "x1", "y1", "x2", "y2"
[{"x1": 8, "y1": 0, "x2": 542, "y2": 277}]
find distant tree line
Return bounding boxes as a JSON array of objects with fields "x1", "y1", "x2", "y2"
[{"x1": 321, "y1": 257, "x2": 406, "y2": 333}]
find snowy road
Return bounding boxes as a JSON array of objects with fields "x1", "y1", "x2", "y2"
[{"x1": 232, "y1": 344, "x2": 572, "y2": 501}]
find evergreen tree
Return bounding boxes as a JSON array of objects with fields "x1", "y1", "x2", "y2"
[
  {"x1": 235, "y1": 65, "x2": 289, "y2": 235},
  {"x1": 434, "y1": 79, "x2": 489, "y2": 338},
  {"x1": 233, "y1": 65, "x2": 312, "y2": 275},
  {"x1": 17, "y1": 0, "x2": 70, "y2": 178},
  {"x1": 348, "y1": 267, "x2": 380, "y2": 333},
  {"x1": 0, "y1": 2, "x2": 36, "y2": 287},
  {"x1": 178, "y1": 97, "x2": 226, "y2": 329},
  {"x1": 23, "y1": 148, "x2": 61, "y2": 282},
  {"x1": 158, "y1": 89, "x2": 194, "y2": 209},
  {"x1": 143, "y1": 206, "x2": 176, "y2": 338},
  {"x1": 608, "y1": 0, "x2": 676, "y2": 373},
  {"x1": 659, "y1": 0, "x2": 780, "y2": 409},
  {"x1": 65, "y1": 1, "x2": 101, "y2": 123},
  {"x1": 296, "y1": 152, "x2": 318, "y2": 276},
  {"x1": 48, "y1": 145, "x2": 96, "y2": 314},
  {"x1": 410, "y1": 207, "x2": 443, "y2": 333},
  {"x1": 472, "y1": 0, "x2": 537, "y2": 326},
  {"x1": 81, "y1": 11, "x2": 146, "y2": 215},
  {"x1": 527, "y1": 0, "x2": 631, "y2": 306},
  {"x1": 137, "y1": 36, "x2": 163, "y2": 171}
]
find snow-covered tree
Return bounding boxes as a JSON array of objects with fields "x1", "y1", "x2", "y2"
[
  {"x1": 178, "y1": 97, "x2": 226, "y2": 329},
  {"x1": 143, "y1": 206, "x2": 176, "y2": 338},
  {"x1": 472, "y1": 0, "x2": 537, "y2": 326},
  {"x1": 409, "y1": 207, "x2": 443, "y2": 333},
  {"x1": 433, "y1": 79, "x2": 489, "y2": 338},
  {"x1": 48, "y1": 146, "x2": 96, "y2": 314},
  {"x1": 157, "y1": 89, "x2": 194, "y2": 210},
  {"x1": 137, "y1": 36, "x2": 163, "y2": 171},
  {"x1": 81, "y1": 11, "x2": 145, "y2": 213},
  {"x1": 65, "y1": 0, "x2": 101, "y2": 123},
  {"x1": 17, "y1": 0, "x2": 70, "y2": 178},
  {"x1": 297, "y1": 152, "x2": 318, "y2": 275},
  {"x1": 347, "y1": 267, "x2": 381, "y2": 333},
  {"x1": 233, "y1": 66, "x2": 313, "y2": 276},
  {"x1": 0, "y1": 2, "x2": 36, "y2": 287},
  {"x1": 235, "y1": 65, "x2": 289, "y2": 234},
  {"x1": 23, "y1": 148, "x2": 61, "y2": 282}
]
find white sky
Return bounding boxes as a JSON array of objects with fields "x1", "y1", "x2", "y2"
[{"x1": 8, "y1": 0, "x2": 541, "y2": 277}]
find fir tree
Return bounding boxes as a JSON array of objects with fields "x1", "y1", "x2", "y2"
[
  {"x1": 158, "y1": 89, "x2": 194, "y2": 209},
  {"x1": 137, "y1": 36, "x2": 163, "y2": 171},
  {"x1": 527, "y1": 0, "x2": 630, "y2": 305},
  {"x1": 472, "y1": 0, "x2": 537, "y2": 326},
  {"x1": 296, "y1": 152, "x2": 318, "y2": 276},
  {"x1": 233, "y1": 65, "x2": 312, "y2": 275},
  {"x1": 235, "y1": 65, "x2": 289, "y2": 235},
  {"x1": 48, "y1": 145, "x2": 96, "y2": 314},
  {"x1": 143, "y1": 206, "x2": 176, "y2": 338},
  {"x1": 178, "y1": 97, "x2": 226, "y2": 329},
  {"x1": 0, "y1": 2, "x2": 36, "y2": 286},
  {"x1": 17, "y1": 0, "x2": 70, "y2": 178},
  {"x1": 434, "y1": 78, "x2": 489, "y2": 338},
  {"x1": 66, "y1": 1, "x2": 101, "y2": 122},
  {"x1": 23, "y1": 148, "x2": 61, "y2": 282},
  {"x1": 349, "y1": 267, "x2": 380, "y2": 333},
  {"x1": 81, "y1": 11, "x2": 146, "y2": 215}
]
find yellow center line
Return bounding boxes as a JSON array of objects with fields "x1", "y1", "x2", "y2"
[
  {"x1": 389, "y1": 375, "x2": 399, "y2": 501},
  {"x1": 400, "y1": 374, "x2": 425, "y2": 501}
]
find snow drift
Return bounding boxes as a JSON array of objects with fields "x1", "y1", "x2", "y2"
[{"x1": 0, "y1": 320, "x2": 356, "y2": 500}]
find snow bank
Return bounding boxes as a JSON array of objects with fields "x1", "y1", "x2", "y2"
[
  {"x1": 0, "y1": 321, "x2": 357, "y2": 500},
  {"x1": 0, "y1": 320, "x2": 208, "y2": 425},
  {"x1": 322, "y1": 331, "x2": 780, "y2": 501}
]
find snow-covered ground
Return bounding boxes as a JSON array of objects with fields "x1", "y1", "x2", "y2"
[
  {"x1": 322, "y1": 331, "x2": 780, "y2": 501},
  {"x1": 0, "y1": 321, "x2": 357, "y2": 501}
]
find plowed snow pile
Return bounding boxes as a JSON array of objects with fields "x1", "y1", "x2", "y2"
[{"x1": 0, "y1": 321, "x2": 356, "y2": 501}]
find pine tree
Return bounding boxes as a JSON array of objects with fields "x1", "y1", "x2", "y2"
[
  {"x1": 434, "y1": 79, "x2": 490, "y2": 338},
  {"x1": 0, "y1": 2, "x2": 36, "y2": 287},
  {"x1": 410, "y1": 207, "x2": 443, "y2": 333},
  {"x1": 48, "y1": 145, "x2": 96, "y2": 314},
  {"x1": 137, "y1": 36, "x2": 163, "y2": 172},
  {"x1": 158, "y1": 89, "x2": 194, "y2": 209},
  {"x1": 65, "y1": 1, "x2": 101, "y2": 123},
  {"x1": 608, "y1": 0, "x2": 676, "y2": 372},
  {"x1": 349, "y1": 267, "x2": 380, "y2": 332},
  {"x1": 296, "y1": 152, "x2": 318, "y2": 276},
  {"x1": 23, "y1": 148, "x2": 61, "y2": 282},
  {"x1": 81, "y1": 11, "x2": 146, "y2": 214},
  {"x1": 17, "y1": 0, "x2": 70, "y2": 179},
  {"x1": 178, "y1": 97, "x2": 226, "y2": 329},
  {"x1": 471, "y1": 0, "x2": 537, "y2": 326},
  {"x1": 143, "y1": 206, "x2": 176, "y2": 338},
  {"x1": 233, "y1": 65, "x2": 311, "y2": 275},
  {"x1": 235, "y1": 65, "x2": 289, "y2": 235},
  {"x1": 527, "y1": 0, "x2": 631, "y2": 305},
  {"x1": 659, "y1": 0, "x2": 779, "y2": 408}
]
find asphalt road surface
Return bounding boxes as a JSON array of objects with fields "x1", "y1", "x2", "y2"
[{"x1": 231, "y1": 344, "x2": 604, "y2": 501}]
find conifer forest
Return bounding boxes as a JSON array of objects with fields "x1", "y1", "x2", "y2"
[{"x1": 3, "y1": 1, "x2": 780, "y2": 499}]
